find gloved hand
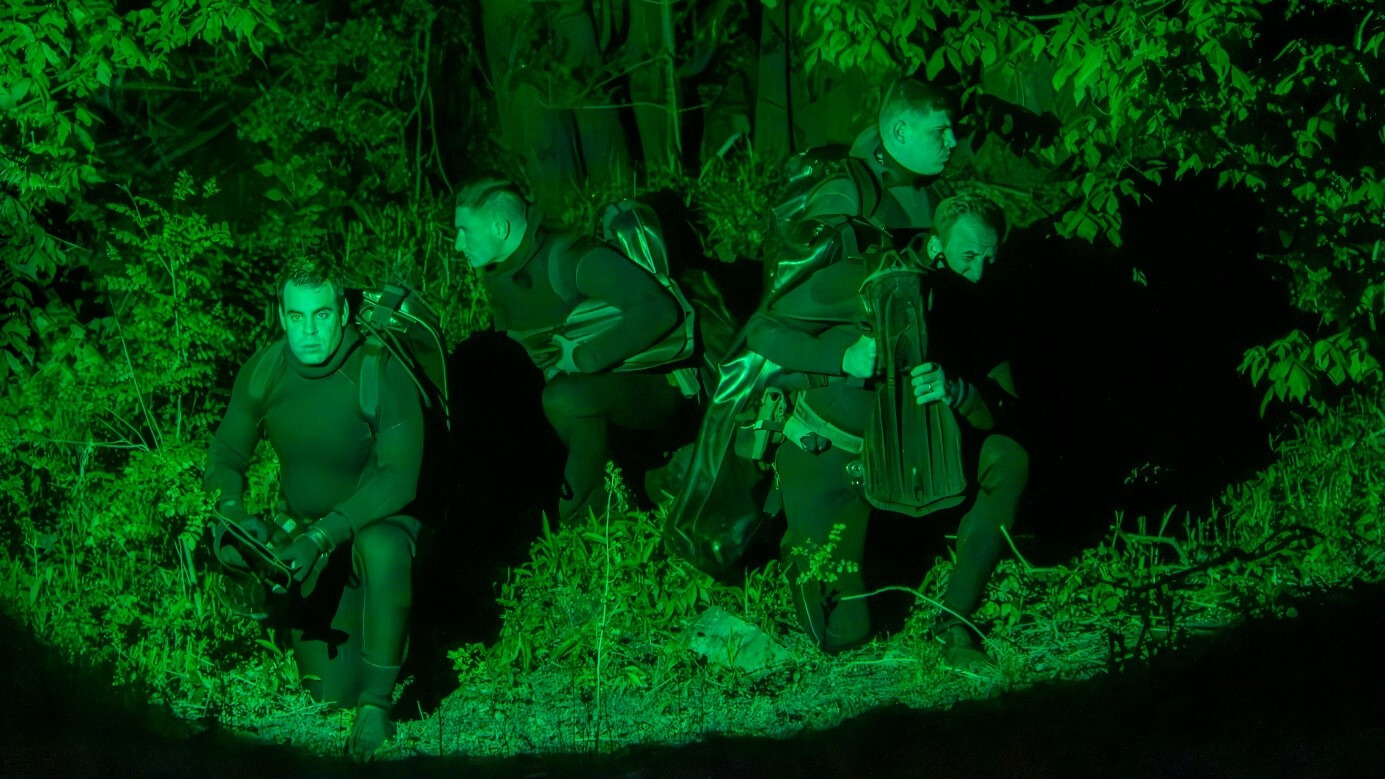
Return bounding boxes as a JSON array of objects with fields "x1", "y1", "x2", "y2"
[
  {"x1": 274, "y1": 529, "x2": 332, "y2": 586},
  {"x1": 214, "y1": 512, "x2": 271, "y2": 570}
]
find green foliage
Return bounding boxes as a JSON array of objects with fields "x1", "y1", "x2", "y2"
[
  {"x1": 973, "y1": 384, "x2": 1385, "y2": 670},
  {"x1": 794, "y1": 0, "x2": 1385, "y2": 411},
  {"x1": 686, "y1": 140, "x2": 785, "y2": 262},
  {"x1": 788, "y1": 523, "x2": 859, "y2": 586},
  {"x1": 0, "y1": 167, "x2": 293, "y2": 725},
  {"x1": 1240, "y1": 328, "x2": 1382, "y2": 415},
  {"x1": 4, "y1": 0, "x2": 1385, "y2": 755},
  {"x1": 459, "y1": 465, "x2": 795, "y2": 699},
  {"x1": 230, "y1": 0, "x2": 484, "y2": 343},
  {"x1": 427, "y1": 385, "x2": 1385, "y2": 759},
  {"x1": 0, "y1": 0, "x2": 484, "y2": 733}
]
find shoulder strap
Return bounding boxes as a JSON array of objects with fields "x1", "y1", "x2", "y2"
[
  {"x1": 358, "y1": 338, "x2": 386, "y2": 434},
  {"x1": 843, "y1": 156, "x2": 883, "y2": 223}
]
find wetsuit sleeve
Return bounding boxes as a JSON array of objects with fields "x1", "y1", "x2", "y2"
[
  {"x1": 204, "y1": 352, "x2": 265, "y2": 522},
  {"x1": 316, "y1": 357, "x2": 424, "y2": 544},
  {"x1": 745, "y1": 312, "x2": 859, "y2": 377},
  {"x1": 969, "y1": 360, "x2": 1020, "y2": 430},
  {"x1": 569, "y1": 246, "x2": 680, "y2": 373},
  {"x1": 745, "y1": 257, "x2": 866, "y2": 376}
]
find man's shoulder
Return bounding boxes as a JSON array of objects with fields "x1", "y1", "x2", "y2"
[
  {"x1": 543, "y1": 226, "x2": 601, "y2": 257},
  {"x1": 771, "y1": 256, "x2": 867, "y2": 320},
  {"x1": 241, "y1": 338, "x2": 287, "y2": 399},
  {"x1": 804, "y1": 177, "x2": 864, "y2": 220},
  {"x1": 541, "y1": 228, "x2": 609, "y2": 303},
  {"x1": 802, "y1": 143, "x2": 883, "y2": 221},
  {"x1": 246, "y1": 338, "x2": 285, "y2": 366}
]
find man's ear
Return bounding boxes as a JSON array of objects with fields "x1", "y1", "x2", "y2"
[
  {"x1": 277, "y1": 301, "x2": 287, "y2": 331},
  {"x1": 494, "y1": 217, "x2": 510, "y2": 242},
  {"x1": 340, "y1": 298, "x2": 350, "y2": 327},
  {"x1": 891, "y1": 117, "x2": 909, "y2": 144},
  {"x1": 927, "y1": 234, "x2": 943, "y2": 260}
]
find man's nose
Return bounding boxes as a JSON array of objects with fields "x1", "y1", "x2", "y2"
[{"x1": 454, "y1": 231, "x2": 465, "y2": 252}]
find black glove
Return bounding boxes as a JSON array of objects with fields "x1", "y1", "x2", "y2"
[
  {"x1": 213, "y1": 514, "x2": 269, "y2": 568},
  {"x1": 274, "y1": 526, "x2": 334, "y2": 591}
]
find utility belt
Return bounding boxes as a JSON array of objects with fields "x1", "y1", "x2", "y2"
[
  {"x1": 782, "y1": 393, "x2": 862, "y2": 455},
  {"x1": 736, "y1": 388, "x2": 861, "y2": 460},
  {"x1": 737, "y1": 382, "x2": 968, "y2": 516}
]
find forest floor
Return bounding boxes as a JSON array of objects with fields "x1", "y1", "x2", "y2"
[{"x1": 215, "y1": 387, "x2": 1385, "y2": 768}]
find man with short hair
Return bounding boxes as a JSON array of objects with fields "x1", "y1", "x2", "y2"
[
  {"x1": 802, "y1": 77, "x2": 959, "y2": 229},
  {"x1": 663, "y1": 77, "x2": 970, "y2": 577},
  {"x1": 454, "y1": 175, "x2": 694, "y2": 523},
  {"x1": 748, "y1": 189, "x2": 1026, "y2": 662},
  {"x1": 205, "y1": 255, "x2": 422, "y2": 761}
]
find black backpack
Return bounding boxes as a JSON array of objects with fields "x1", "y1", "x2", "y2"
[
  {"x1": 770, "y1": 144, "x2": 884, "y2": 228},
  {"x1": 354, "y1": 282, "x2": 451, "y2": 432}
]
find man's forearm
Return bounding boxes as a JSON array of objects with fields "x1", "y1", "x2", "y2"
[
  {"x1": 572, "y1": 292, "x2": 679, "y2": 372},
  {"x1": 205, "y1": 440, "x2": 252, "y2": 520},
  {"x1": 955, "y1": 384, "x2": 996, "y2": 431},
  {"x1": 745, "y1": 313, "x2": 858, "y2": 376}
]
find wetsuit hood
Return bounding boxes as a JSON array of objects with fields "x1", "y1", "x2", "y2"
[{"x1": 285, "y1": 324, "x2": 363, "y2": 380}]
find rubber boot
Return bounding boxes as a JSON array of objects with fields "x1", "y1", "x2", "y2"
[
  {"x1": 348, "y1": 658, "x2": 400, "y2": 762},
  {"x1": 930, "y1": 615, "x2": 992, "y2": 670}
]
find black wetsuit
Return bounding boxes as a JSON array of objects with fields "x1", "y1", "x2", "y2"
[
  {"x1": 482, "y1": 213, "x2": 692, "y2": 522},
  {"x1": 205, "y1": 325, "x2": 422, "y2": 708},
  {"x1": 748, "y1": 133, "x2": 1028, "y2": 652}
]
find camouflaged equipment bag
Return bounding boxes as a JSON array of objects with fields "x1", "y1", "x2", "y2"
[{"x1": 859, "y1": 250, "x2": 968, "y2": 516}]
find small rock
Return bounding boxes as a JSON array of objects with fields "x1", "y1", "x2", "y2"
[{"x1": 682, "y1": 607, "x2": 790, "y2": 676}]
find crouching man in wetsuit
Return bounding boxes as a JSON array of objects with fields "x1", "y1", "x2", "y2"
[
  {"x1": 205, "y1": 255, "x2": 422, "y2": 761},
  {"x1": 748, "y1": 193, "x2": 1026, "y2": 664},
  {"x1": 454, "y1": 174, "x2": 694, "y2": 524}
]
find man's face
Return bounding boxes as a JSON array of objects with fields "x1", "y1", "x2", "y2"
[
  {"x1": 892, "y1": 107, "x2": 957, "y2": 177},
  {"x1": 937, "y1": 215, "x2": 999, "y2": 284},
  {"x1": 454, "y1": 206, "x2": 507, "y2": 269},
  {"x1": 280, "y1": 281, "x2": 348, "y2": 366}
]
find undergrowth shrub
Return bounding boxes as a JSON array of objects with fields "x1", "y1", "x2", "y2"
[
  {"x1": 451, "y1": 464, "x2": 797, "y2": 701},
  {"x1": 0, "y1": 173, "x2": 297, "y2": 723}
]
